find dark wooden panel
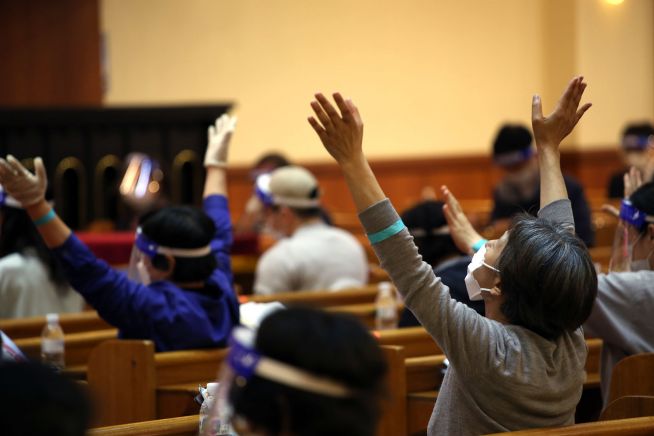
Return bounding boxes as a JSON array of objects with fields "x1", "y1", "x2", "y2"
[{"x1": 0, "y1": 0, "x2": 102, "y2": 106}]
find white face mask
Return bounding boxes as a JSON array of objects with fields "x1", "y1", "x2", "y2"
[{"x1": 465, "y1": 245, "x2": 500, "y2": 301}]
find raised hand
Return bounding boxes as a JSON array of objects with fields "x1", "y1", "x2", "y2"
[
  {"x1": 205, "y1": 114, "x2": 237, "y2": 168},
  {"x1": 308, "y1": 93, "x2": 364, "y2": 166},
  {"x1": 0, "y1": 155, "x2": 47, "y2": 207},
  {"x1": 441, "y1": 185, "x2": 483, "y2": 255},
  {"x1": 532, "y1": 76, "x2": 591, "y2": 150}
]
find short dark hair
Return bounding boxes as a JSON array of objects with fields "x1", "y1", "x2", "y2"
[
  {"x1": 622, "y1": 122, "x2": 654, "y2": 139},
  {"x1": 497, "y1": 215, "x2": 597, "y2": 340},
  {"x1": 629, "y1": 182, "x2": 654, "y2": 233},
  {"x1": 401, "y1": 200, "x2": 462, "y2": 266},
  {"x1": 254, "y1": 153, "x2": 291, "y2": 170},
  {"x1": 492, "y1": 124, "x2": 533, "y2": 157},
  {"x1": 0, "y1": 206, "x2": 69, "y2": 289},
  {"x1": 230, "y1": 308, "x2": 387, "y2": 436},
  {"x1": 0, "y1": 361, "x2": 91, "y2": 436},
  {"x1": 139, "y1": 206, "x2": 217, "y2": 283}
]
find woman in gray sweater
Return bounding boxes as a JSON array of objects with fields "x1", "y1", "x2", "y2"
[{"x1": 307, "y1": 77, "x2": 597, "y2": 435}]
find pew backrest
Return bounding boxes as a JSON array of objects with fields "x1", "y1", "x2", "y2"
[
  {"x1": 88, "y1": 415, "x2": 198, "y2": 436},
  {"x1": 600, "y1": 395, "x2": 654, "y2": 421},
  {"x1": 608, "y1": 353, "x2": 654, "y2": 404},
  {"x1": 242, "y1": 284, "x2": 380, "y2": 307},
  {"x1": 14, "y1": 328, "x2": 117, "y2": 365},
  {"x1": 0, "y1": 310, "x2": 110, "y2": 339},
  {"x1": 484, "y1": 416, "x2": 654, "y2": 435}
]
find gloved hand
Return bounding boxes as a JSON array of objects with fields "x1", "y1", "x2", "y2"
[
  {"x1": 0, "y1": 155, "x2": 47, "y2": 207},
  {"x1": 205, "y1": 114, "x2": 237, "y2": 168}
]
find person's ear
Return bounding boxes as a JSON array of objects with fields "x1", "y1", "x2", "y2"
[{"x1": 152, "y1": 254, "x2": 175, "y2": 278}]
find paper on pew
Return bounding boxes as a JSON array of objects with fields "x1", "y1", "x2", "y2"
[{"x1": 239, "y1": 301, "x2": 285, "y2": 329}]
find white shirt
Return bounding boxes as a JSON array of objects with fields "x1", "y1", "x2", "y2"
[
  {"x1": 584, "y1": 270, "x2": 654, "y2": 405},
  {"x1": 254, "y1": 222, "x2": 368, "y2": 295},
  {"x1": 0, "y1": 253, "x2": 84, "y2": 319}
]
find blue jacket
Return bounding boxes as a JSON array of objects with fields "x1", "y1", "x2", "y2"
[{"x1": 52, "y1": 195, "x2": 239, "y2": 351}]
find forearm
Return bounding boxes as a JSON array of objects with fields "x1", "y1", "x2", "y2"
[
  {"x1": 24, "y1": 200, "x2": 72, "y2": 248},
  {"x1": 538, "y1": 147, "x2": 568, "y2": 207},
  {"x1": 339, "y1": 154, "x2": 386, "y2": 213},
  {"x1": 203, "y1": 167, "x2": 227, "y2": 198}
]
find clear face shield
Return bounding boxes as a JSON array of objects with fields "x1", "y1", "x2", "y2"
[
  {"x1": 127, "y1": 227, "x2": 212, "y2": 285},
  {"x1": 203, "y1": 327, "x2": 353, "y2": 436},
  {"x1": 609, "y1": 200, "x2": 654, "y2": 272}
]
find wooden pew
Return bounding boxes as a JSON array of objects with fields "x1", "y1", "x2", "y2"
[
  {"x1": 242, "y1": 284, "x2": 381, "y2": 307},
  {"x1": 600, "y1": 395, "x2": 654, "y2": 421},
  {"x1": 484, "y1": 416, "x2": 654, "y2": 435},
  {"x1": 87, "y1": 340, "x2": 227, "y2": 426},
  {"x1": 88, "y1": 415, "x2": 198, "y2": 436},
  {"x1": 89, "y1": 346, "x2": 407, "y2": 436},
  {"x1": 0, "y1": 310, "x2": 110, "y2": 339},
  {"x1": 13, "y1": 328, "x2": 117, "y2": 372},
  {"x1": 607, "y1": 353, "x2": 654, "y2": 404}
]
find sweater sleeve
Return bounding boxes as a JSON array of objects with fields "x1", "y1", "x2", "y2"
[
  {"x1": 204, "y1": 195, "x2": 234, "y2": 285},
  {"x1": 359, "y1": 199, "x2": 502, "y2": 373},
  {"x1": 537, "y1": 199, "x2": 575, "y2": 230},
  {"x1": 52, "y1": 234, "x2": 152, "y2": 331}
]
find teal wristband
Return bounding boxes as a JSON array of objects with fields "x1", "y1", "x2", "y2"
[
  {"x1": 471, "y1": 238, "x2": 488, "y2": 253},
  {"x1": 367, "y1": 219, "x2": 406, "y2": 244},
  {"x1": 33, "y1": 209, "x2": 56, "y2": 227}
]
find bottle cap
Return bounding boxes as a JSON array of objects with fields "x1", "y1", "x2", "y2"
[
  {"x1": 378, "y1": 281, "x2": 393, "y2": 297},
  {"x1": 46, "y1": 313, "x2": 59, "y2": 324}
]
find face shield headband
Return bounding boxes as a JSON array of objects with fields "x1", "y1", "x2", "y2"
[
  {"x1": 619, "y1": 200, "x2": 654, "y2": 231},
  {"x1": 134, "y1": 227, "x2": 212, "y2": 258},
  {"x1": 227, "y1": 327, "x2": 352, "y2": 398},
  {"x1": 622, "y1": 134, "x2": 653, "y2": 151}
]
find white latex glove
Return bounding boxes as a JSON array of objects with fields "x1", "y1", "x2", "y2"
[
  {"x1": 0, "y1": 155, "x2": 47, "y2": 207},
  {"x1": 205, "y1": 114, "x2": 237, "y2": 168}
]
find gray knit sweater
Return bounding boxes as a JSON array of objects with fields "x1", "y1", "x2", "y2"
[{"x1": 359, "y1": 199, "x2": 587, "y2": 435}]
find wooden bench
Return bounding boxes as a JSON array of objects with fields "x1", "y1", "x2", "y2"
[
  {"x1": 88, "y1": 415, "x2": 198, "y2": 436},
  {"x1": 0, "y1": 310, "x2": 111, "y2": 339},
  {"x1": 14, "y1": 328, "x2": 117, "y2": 374},
  {"x1": 87, "y1": 339, "x2": 228, "y2": 427},
  {"x1": 607, "y1": 353, "x2": 654, "y2": 404},
  {"x1": 484, "y1": 416, "x2": 654, "y2": 435},
  {"x1": 242, "y1": 284, "x2": 381, "y2": 307}
]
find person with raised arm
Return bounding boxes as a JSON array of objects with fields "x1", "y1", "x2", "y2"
[
  {"x1": 0, "y1": 115, "x2": 240, "y2": 352},
  {"x1": 308, "y1": 78, "x2": 597, "y2": 434}
]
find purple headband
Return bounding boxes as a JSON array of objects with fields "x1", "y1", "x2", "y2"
[
  {"x1": 620, "y1": 200, "x2": 654, "y2": 230},
  {"x1": 494, "y1": 146, "x2": 534, "y2": 167}
]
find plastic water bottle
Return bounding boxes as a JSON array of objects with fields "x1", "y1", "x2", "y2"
[
  {"x1": 41, "y1": 313, "x2": 65, "y2": 371},
  {"x1": 375, "y1": 282, "x2": 398, "y2": 330}
]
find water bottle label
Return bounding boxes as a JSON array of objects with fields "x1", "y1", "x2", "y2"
[
  {"x1": 42, "y1": 339, "x2": 64, "y2": 354},
  {"x1": 377, "y1": 306, "x2": 396, "y2": 319}
]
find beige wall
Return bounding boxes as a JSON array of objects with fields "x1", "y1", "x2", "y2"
[{"x1": 101, "y1": 0, "x2": 653, "y2": 165}]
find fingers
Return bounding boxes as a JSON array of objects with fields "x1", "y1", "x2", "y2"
[
  {"x1": 532, "y1": 95, "x2": 543, "y2": 121},
  {"x1": 575, "y1": 103, "x2": 592, "y2": 122},
  {"x1": 7, "y1": 155, "x2": 28, "y2": 175},
  {"x1": 208, "y1": 125, "x2": 216, "y2": 140},
  {"x1": 314, "y1": 93, "x2": 342, "y2": 125},
  {"x1": 440, "y1": 185, "x2": 463, "y2": 215},
  {"x1": 307, "y1": 116, "x2": 327, "y2": 141},
  {"x1": 333, "y1": 93, "x2": 354, "y2": 123},
  {"x1": 345, "y1": 98, "x2": 363, "y2": 125},
  {"x1": 310, "y1": 100, "x2": 332, "y2": 129},
  {"x1": 34, "y1": 157, "x2": 47, "y2": 183},
  {"x1": 601, "y1": 204, "x2": 620, "y2": 218},
  {"x1": 229, "y1": 115, "x2": 238, "y2": 131}
]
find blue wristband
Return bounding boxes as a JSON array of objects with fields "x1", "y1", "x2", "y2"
[
  {"x1": 367, "y1": 219, "x2": 406, "y2": 244},
  {"x1": 33, "y1": 209, "x2": 56, "y2": 227},
  {"x1": 471, "y1": 238, "x2": 488, "y2": 253}
]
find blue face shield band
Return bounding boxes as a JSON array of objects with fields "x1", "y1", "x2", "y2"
[{"x1": 619, "y1": 200, "x2": 654, "y2": 231}]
